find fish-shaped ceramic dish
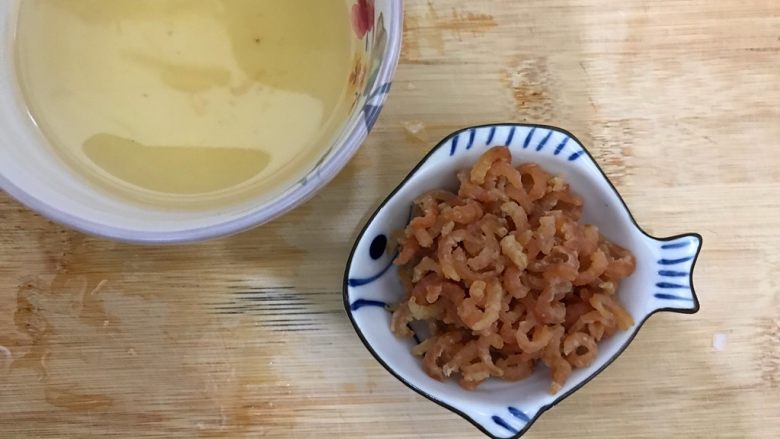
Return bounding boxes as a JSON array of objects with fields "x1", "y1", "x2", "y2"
[{"x1": 343, "y1": 123, "x2": 702, "y2": 438}]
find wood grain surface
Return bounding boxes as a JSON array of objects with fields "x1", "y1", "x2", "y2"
[{"x1": 1, "y1": 1, "x2": 779, "y2": 437}]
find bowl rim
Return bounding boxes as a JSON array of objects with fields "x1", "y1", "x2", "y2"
[
  {"x1": 0, "y1": 0, "x2": 404, "y2": 244},
  {"x1": 342, "y1": 122, "x2": 702, "y2": 439}
]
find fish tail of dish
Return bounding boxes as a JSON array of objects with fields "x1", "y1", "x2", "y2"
[{"x1": 649, "y1": 233, "x2": 703, "y2": 314}]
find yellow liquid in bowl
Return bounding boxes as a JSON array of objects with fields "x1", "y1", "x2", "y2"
[{"x1": 15, "y1": 0, "x2": 354, "y2": 207}]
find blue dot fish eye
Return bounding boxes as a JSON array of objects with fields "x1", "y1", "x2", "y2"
[{"x1": 369, "y1": 234, "x2": 387, "y2": 260}]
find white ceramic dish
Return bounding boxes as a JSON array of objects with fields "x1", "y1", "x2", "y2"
[
  {"x1": 343, "y1": 123, "x2": 702, "y2": 438},
  {"x1": 0, "y1": 0, "x2": 402, "y2": 243}
]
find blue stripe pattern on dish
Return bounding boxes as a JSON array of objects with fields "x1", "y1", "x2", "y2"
[
  {"x1": 486, "y1": 126, "x2": 496, "y2": 145},
  {"x1": 554, "y1": 137, "x2": 569, "y2": 155},
  {"x1": 450, "y1": 135, "x2": 460, "y2": 156},
  {"x1": 492, "y1": 416, "x2": 518, "y2": 434},
  {"x1": 506, "y1": 126, "x2": 517, "y2": 145},
  {"x1": 467, "y1": 129, "x2": 476, "y2": 149},
  {"x1": 523, "y1": 127, "x2": 536, "y2": 149},
  {"x1": 350, "y1": 299, "x2": 387, "y2": 311},
  {"x1": 536, "y1": 130, "x2": 553, "y2": 151},
  {"x1": 654, "y1": 237, "x2": 698, "y2": 303}
]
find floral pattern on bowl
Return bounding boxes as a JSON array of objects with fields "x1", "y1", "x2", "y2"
[
  {"x1": 300, "y1": 0, "x2": 395, "y2": 186},
  {"x1": 353, "y1": 0, "x2": 391, "y2": 132},
  {"x1": 343, "y1": 123, "x2": 702, "y2": 438},
  {"x1": 352, "y1": 0, "x2": 376, "y2": 38}
]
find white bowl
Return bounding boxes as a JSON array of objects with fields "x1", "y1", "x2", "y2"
[
  {"x1": 343, "y1": 123, "x2": 702, "y2": 438},
  {"x1": 0, "y1": 0, "x2": 402, "y2": 243}
]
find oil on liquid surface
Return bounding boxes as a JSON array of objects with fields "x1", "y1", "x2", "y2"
[{"x1": 15, "y1": 0, "x2": 354, "y2": 207}]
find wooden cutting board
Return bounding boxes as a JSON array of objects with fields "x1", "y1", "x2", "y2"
[{"x1": 1, "y1": 1, "x2": 778, "y2": 437}]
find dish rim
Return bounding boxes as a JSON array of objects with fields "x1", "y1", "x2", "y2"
[{"x1": 342, "y1": 122, "x2": 702, "y2": 439}]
